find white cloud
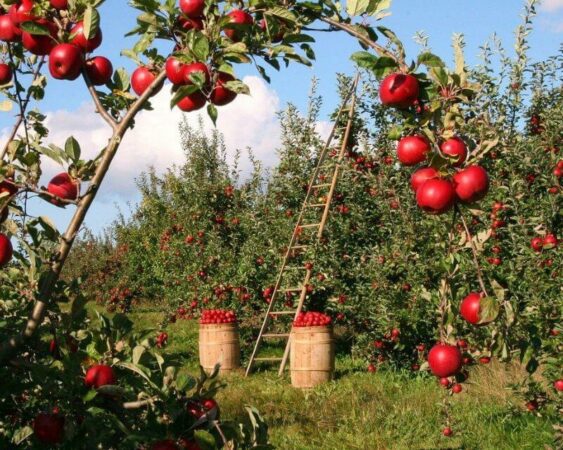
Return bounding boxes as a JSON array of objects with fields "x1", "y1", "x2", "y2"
[
  {"x1": 540, "y1": 0, "x2": 563, "y2": 12},
  {"x1": 8, "y1": 76, "x2": 282, "y2": 202}
]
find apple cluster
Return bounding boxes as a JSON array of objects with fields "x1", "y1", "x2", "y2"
[
  {"x1": 379, "y1": 73, "x2": 490, "y2": 215},
  {"x1": 531, "y1": 233, "x2": 558, "y2": 252},
  {"x1": 199, "y1": 309, "x2": 237, "y2": 324},
  {"x1": 293, "y1": 311, "x2": 332, "y2": 327},
  {"x1": 0, "y1": 1, "x2": 113, "y2": 85},
  {"x1": 131, "y1": 0, "x2": 286, "y2": 112},
  {"x1": 33, "y1": 364, "x2": 117, "y2": 444}
]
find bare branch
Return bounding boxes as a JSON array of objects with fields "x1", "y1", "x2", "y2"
[{"x1": 81, "y1": 68, "x2": 118, "y2": 131}]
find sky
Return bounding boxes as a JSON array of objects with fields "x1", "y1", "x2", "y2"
[{"x1": 1, "y1": 0, "x2": 562, "y2": 234}]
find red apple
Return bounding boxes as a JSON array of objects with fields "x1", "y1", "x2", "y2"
[
  {"x1": 179, "y1": 438, "x2": 201, "y2": 450},
  {"x1": 554, "y1": 379, "x2": 563, "y2": 392},
  {"x1": 451, "y1": 383, "x2": 462, "y2": 394},
  {"x1": 33, "y1": 412, "x2": 64, "y2": 444},
  {"x1": 397, "y1": 135, "x2": 430, "y2": 166},
  {"x1": 367, "y1": 363, "x2": 376, "y2": 373},
  {"x1": 442, "y1": 427, "x2": 453, "y2": 437},
  {"x1": 0, "y1": 14, "x2": 22, "y2": 42},
  {"x1": 84, "y1": 364, "x2": 117, "y2": 388},
  {"x1": 85, "y1": 56, "x2": 113, "y2": 85},
  {"x1": 531, "y1": 237, "x2": 543, "y2": 252},
  {"x1": 440, "y1": 137, "x2": 467, "y2": 166},
  {"x1": 210, "y1": 72, "x2": 237, "y2": 106},
  {"x1": 70, "y1": 20, "x2": 102, "y2": 52},
  {"x1": 460, "y1": 292, "x2": 486, "y2": 324},
  {"x1": 178, "y1": 16, "x2": 203, "y2": 31},
  {"x1": 183, "y1": 61, "x2": 210, "y2": 86},
  {"x1": 22, "y1": 19, "x2": 58, "y2": 55},
  {"x1": 453, "y1": 165, "x2": 489, "y2": 203},
  {"x1": 50, "y1": 0, "x2": 68, "y2": 9},
  {"x1": 416, "y1": 178, "x2": 456, "y2": 214},
  {"x1": 543, "y1": 234, "x2": 558, "y2": 250},
  {"x1": 0, "y1": 233, "x2": 13, "y2": 267},
  {"x1": 410, "y1": 167, "x2": 439, "y2": 192},
  {"x1": 47, "y1": 172, "x2": 79, "y2": 204},
  {"x1": 428, "y1": 343, "x2": 462, "y2": 377},
  {"x1": 0, "y1": 62, "x2": 12, "y2": 84},
  {"x1": 9, "y1": 0, "x2": 35, "y2": 25},
  {"x1": 177, "y1": 92, "x2": 206, "y2": 112},
  {"x1": 151, "y1": 439, "x2": 178, "y2": 450},
  {"x1": 48, "y1": 44, "x2": 83, "y2": 80},
  {"x1": 224, "y1": 9, "x2": 253, "y2": 41},
  {"x1": 379, "y1": 73, "x2": 419, "y2": 109},
  {"x1": 179, "y1": 0, "x2": 205, "y2": 18},
  {"x1": 131, "y1": 66, "x2": 161, "y2": 96},
  {"x1": 165, "y1": 57, "x2": 187, "y2": 85}
]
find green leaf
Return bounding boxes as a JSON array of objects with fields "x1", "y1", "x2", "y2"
[
  {"x1": 478, "y1": 296, "x2": 499, "y2": 324},
  {"x1": 83, "y1": 7, "x2": 101, "y2": 40},
  {"x1": 12, "y1": 426, "x2": 33, "y2": 445},
  {"x1": 19, "y1": 21, "x2": 50, "y2": 36},
  {"x1": 350, "y1": 51, "x2": 378, "y2": 70},
  {"x1": 194, "y1": 430, "x2": 216, "y2": 450},
  {"x1": 132, "y1": 345, "x2": 145, "y2": 365},
  {"x1": 65, "y1": 136, "x2": 81, "y2": 162},
  {"x1": 264, "y1": 7, "x2": 297, "y2": 23},
  {"x1": 207, "y1": 104, "x2": 218, "y2": 126},
  {"x1": 417, "y1": 52, "x2": 445, "y2": 69}
]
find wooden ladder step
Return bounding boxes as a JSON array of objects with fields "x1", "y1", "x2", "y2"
[
  {"x1": 269, "y1": 311, "x2": 296, "y2": 315},
  {"x1": 300, "y1": 223, "x2": 321, "y2": 228},
  {"x1": 290, "y1": 245, "x2": 309, "y2": 250},
  {"x1": 306, "y1": 203, "x2": 326, "y2": 208},
  {"x1": 312, "y1": 183, "x2": 332, "y2": 188},
  {"x1": 262, "y1": 333, "x2": 290, "y2": 338},
  {"x1": 280, "y1": 287, "x2": 303, "y2": 292},
  {"x1": 254, "y1": 357, "x2": 283, "y2": 362}
]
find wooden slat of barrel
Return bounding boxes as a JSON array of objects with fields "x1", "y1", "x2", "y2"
[
  {"x1": 290, "y1": 325, "x2": 335, "y2": 388},
  {"x1": 199, "y1": 323, "x2": 241, "y2": 374}
]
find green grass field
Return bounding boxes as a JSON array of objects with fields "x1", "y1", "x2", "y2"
[{"x1": 127, "y1": 309, "x2": 558, "y2": 450}]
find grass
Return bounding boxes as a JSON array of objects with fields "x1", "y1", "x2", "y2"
[{"x1": 125, "y1": 309, "x2": 557, "y2": 450}]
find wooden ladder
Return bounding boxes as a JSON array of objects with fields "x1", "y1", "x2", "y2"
[{"x1": 245, "y1": 75, "x2": 360, "y2": 377}]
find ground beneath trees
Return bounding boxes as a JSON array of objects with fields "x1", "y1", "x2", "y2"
[{"x1": 128, "y1": 309, "x2": 556, "y2": 450}]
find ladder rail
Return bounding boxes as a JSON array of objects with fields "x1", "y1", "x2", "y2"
[
  {"x1": 278, "y1": 75, "x2": 361, "y2": 375},
  {"x1": 245, "y1": 74, "x2": 361, "y2": 376}
]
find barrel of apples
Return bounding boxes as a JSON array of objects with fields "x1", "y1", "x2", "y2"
[
  {"x1": 199, "y1": 309, "x2": 241, "y2": 375},
  {"x1": 290, "y1": 312, "x2": 335, "y2": 389}
]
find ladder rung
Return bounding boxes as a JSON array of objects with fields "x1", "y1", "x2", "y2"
[
  {"x1": 290, "y1": 245, "x2": 308, "y2": 250},
  {"x1": 312, "y1": 183, "x2": 331, "y2": 188},
  {"x1": 300, "y1": 223, "x2": 321, "y2": 228},
  {"x1": 262, "y1": 333, "x2": 290, "y2": 338},
  {"x1": 280, "y1": 287, "x2": 303, "y2": 292},
  {"x1": 269, "y1": 311, "x2": 295, "y2": 315},
  {"x1": 306, "y1": 204, "x2": 326, "y2": 208},
  {"x1": 254, "y1": 357, "x2": 283, "y2": 362}
]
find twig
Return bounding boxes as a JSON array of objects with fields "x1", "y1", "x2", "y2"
[
  {"x1": 457, "y1": 206, "x2": 489, "y2": 297},
  {"x1": 0, "y1": 53, "x2": 46, "y2": 161},
  {"x1": 122, "y1": 397, "x2": 160, "y2": 410},
  {"x1": 81, "y1": 68, "x2": 118, "y2": 131},
  {"x1": 319, "y1": 17, "x2": 407, "y2": 70}
]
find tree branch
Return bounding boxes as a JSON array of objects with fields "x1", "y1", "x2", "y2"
[
  {"x1": 319, "y1": 17, "x2": 407, "y2": 70},
  {"x1": 81, "y1": 68, "x2": 118, "y2": 131},
  {"x1": 457, "y1": 206, "x2": 489, "y2": 297},
  {"x1": 0, "y1": 70, "x2": 168, "y2": 364}
]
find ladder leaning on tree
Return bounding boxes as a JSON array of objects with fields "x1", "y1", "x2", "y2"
[{"x1": 245, "y1": 74, "x2": 361, "y2": 377}]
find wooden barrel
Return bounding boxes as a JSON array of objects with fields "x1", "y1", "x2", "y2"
[
  {"x1": 290, "y1": 325, "x2": 335, "y2": 388},
  {"x1": 199, "y1": 323, "x2": 241, "y2": 374}
]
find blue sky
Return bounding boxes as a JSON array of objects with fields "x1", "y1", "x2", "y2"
[{"x1": 1, "y1": 1, "x2": 562, "y2": 234}]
